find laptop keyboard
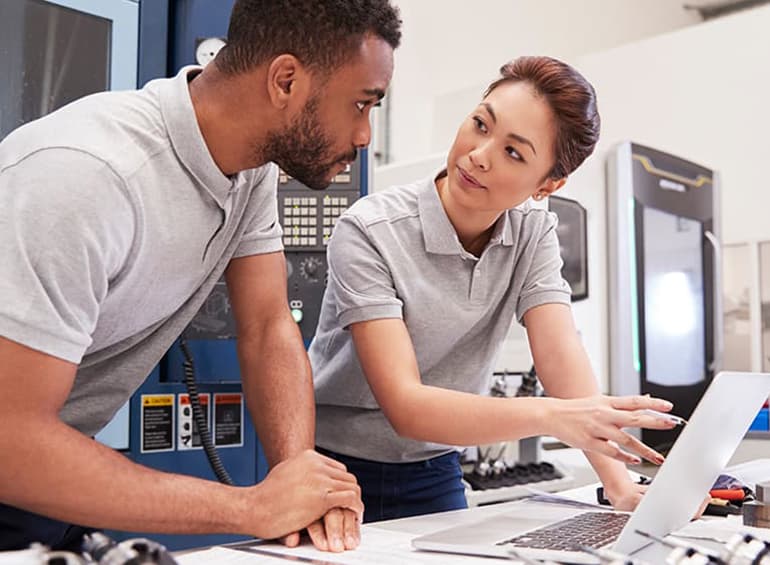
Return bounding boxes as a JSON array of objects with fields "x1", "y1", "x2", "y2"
[{"x1": 497, "y1": 511, "x2": 630, "y2": 551}]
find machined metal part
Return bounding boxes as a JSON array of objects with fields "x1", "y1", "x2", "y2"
[
  {"x1": 756, "y1": 480, "x2": 770, "y2": 503},
  {"x1": 742, "y1": 500, "x2": 770, "y2": 527}
]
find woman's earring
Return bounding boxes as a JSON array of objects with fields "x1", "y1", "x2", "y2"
[{"x1": 533, "y1": 192, "x2": 545, "y2": 201}]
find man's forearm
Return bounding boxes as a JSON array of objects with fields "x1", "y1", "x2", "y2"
[
  {"x1": 0, "y1": 420, "x2": 254, "y2": 534},
  {"x1": 238, "y1": 314, "x2": 315, "y2": 467}
]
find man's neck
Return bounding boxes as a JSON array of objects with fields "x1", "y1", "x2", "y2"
[{"x1": 188, "y1": 66, "x2": 272, "y2": 176}]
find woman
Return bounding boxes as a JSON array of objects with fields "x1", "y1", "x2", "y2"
[{"x1": 309, "y1": 56, "x2": 676, "y2": 524}]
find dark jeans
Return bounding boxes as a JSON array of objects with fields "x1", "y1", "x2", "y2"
[
  {"x1": 0, "y1": 502, "x2": 94, "y2": 552},
  {"x1": 317, "y1": 447, "x2": 467, "y2": 523}
]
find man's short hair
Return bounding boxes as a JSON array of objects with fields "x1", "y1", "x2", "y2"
[{"x1": 216, "y1": 0, "x2": 402, "y2": 76}]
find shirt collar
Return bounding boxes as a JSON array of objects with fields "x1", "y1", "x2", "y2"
[
  {"x1": 158, "y1": 66, "x2": 234, "y2": 207},
  {"x1": 418, "y1": 168, "x2": 514, "y2": 255},
  {"x1": 417, "y1": 169, "x2": 464, "y2": 255},
  {"x1": 491, "y1": 206, "x2": 514, "y2": 247}
]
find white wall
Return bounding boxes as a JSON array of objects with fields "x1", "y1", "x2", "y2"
[
  {"x1": 387, "y1": 0, "x2": 701, "y2": 164},
  {"x1": 570, "y1": 4, "x2": 770, "y2": 390}
]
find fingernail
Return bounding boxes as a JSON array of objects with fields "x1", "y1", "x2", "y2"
[
  {"x1": 661, "y1": 400, "x2": 673, "y2": 409},
  {"x1": 332, "y1": 537, "x2": 343, "y2": 551},
  {"x1": 346, "y1": 535, "x2": 357, "y2": 547},
  {"x1": 631, "y1": 457, "x2": 641, "y2": 464},
  {"x1": 656, "y1": 454, "x2": 665, "y2": 465}
]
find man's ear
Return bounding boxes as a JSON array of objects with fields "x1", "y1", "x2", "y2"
[
  {"x1": 533, "y1": 176, "x2": 567, "y2": 200},
  {"x1": 266, "y1": 54, "x2": 310, "y2": 110}
]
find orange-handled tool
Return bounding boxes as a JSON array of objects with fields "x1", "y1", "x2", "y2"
[{"x1": 709, "y1": 488, "x2": 746, "y2": 501}]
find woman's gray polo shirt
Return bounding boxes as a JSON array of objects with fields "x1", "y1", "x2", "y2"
[{"x1": 310, "y1": 173, "x2": 571, "y2": 463}]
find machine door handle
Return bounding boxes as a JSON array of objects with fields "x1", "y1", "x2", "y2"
[{"x1": 704, "y1": 230, "x2": 722, "y2": 373}]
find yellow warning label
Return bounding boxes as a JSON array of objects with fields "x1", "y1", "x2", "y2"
[{"x1": 142, "y1": 395, "x2": 174, "y2": 406}]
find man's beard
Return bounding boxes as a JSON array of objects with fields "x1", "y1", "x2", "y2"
[{"x1": 263, "y1": 96, "x2": 357, "y2": 190}]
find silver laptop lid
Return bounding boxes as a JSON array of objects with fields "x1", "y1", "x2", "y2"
[{"x1": 615, "y1": 371, "x2": 770, "y2": 554}]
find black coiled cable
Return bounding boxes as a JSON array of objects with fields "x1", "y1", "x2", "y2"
[{"x1": 179, "y1": 338, "x2": 234, "y2": 486}]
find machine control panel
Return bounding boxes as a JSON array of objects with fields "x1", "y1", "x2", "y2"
[
  {"x1": 280, "y1": 193, "x2": 353, "y2": 248},
  {"x1": 278, "y1": 157, "x2": 365, "y2": 342},
  {"x1": 279, "y1": 164, "x2": 357, "y2": 250}
]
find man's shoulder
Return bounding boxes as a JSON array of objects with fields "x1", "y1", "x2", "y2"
[{"x1": 0, "y1": 86, "x2": 168, "y2": 177}]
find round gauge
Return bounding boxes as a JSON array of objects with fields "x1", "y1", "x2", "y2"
[
  {"x1": 299, "y1": 257, "x2": 323, "y2": 281},
  {"x1": 195, "y1": 37, "x2": 226, "y2": 67}
]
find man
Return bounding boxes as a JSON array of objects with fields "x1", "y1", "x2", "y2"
[{"x1": 0, "y1": 0, "x2": 400, "y2": 554}]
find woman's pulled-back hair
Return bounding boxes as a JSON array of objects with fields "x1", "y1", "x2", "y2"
[{"x1": 486, "y1": 56, "x2": 600, "y2": 180}]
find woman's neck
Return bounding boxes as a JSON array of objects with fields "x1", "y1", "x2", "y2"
[{"x1": 435, "y1": 174, "x2": 501, "y2": 257}]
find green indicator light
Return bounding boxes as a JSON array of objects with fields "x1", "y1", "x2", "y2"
[{"x1": 291, "y1": 308, "x2": 303, "y2": 323}]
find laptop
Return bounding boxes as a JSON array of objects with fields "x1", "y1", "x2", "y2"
[{"x1": 413, "y1": 371, "x2": 770, "y2": 564}]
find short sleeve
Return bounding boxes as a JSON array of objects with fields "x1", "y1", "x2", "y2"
[
  {"x1": 516, "y1": 212, "x2": 572, "y2": 323},
  {"x1": 326, "y1": 214, "x2": 403, "y2": 328},
  {"x1": 233, "y1": 164, "x2": 284, "y2": 257},
  {"x1": 0, "y1": 149, "x2": 134, "y2": 362}
]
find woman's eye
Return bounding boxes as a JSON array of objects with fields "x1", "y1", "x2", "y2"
[
  {"x1": 356, "y1": 102, "x2": 367, "y2": 112},
  {"x1": 506, "y1": 146, "x2": 523, "y2": 162},
  {"x1": 472, "y1": 116, "x2": 488, "y2": 133}
]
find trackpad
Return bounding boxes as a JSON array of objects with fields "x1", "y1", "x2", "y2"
[{"x1": 419, "y1": 514, "x2": 559, "y2": 546}]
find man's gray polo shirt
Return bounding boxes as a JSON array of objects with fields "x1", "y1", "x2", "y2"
[
  {"x1": 0, "y1": 67, "x2": 282, "y2": 437},
  {"x1": 310, "y1": 172, "x2": 571, "y2": 463}
]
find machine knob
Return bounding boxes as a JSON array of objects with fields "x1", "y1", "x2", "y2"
[{"x1": 299, "y1": 257, "x2": 323, "y2": 280}]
